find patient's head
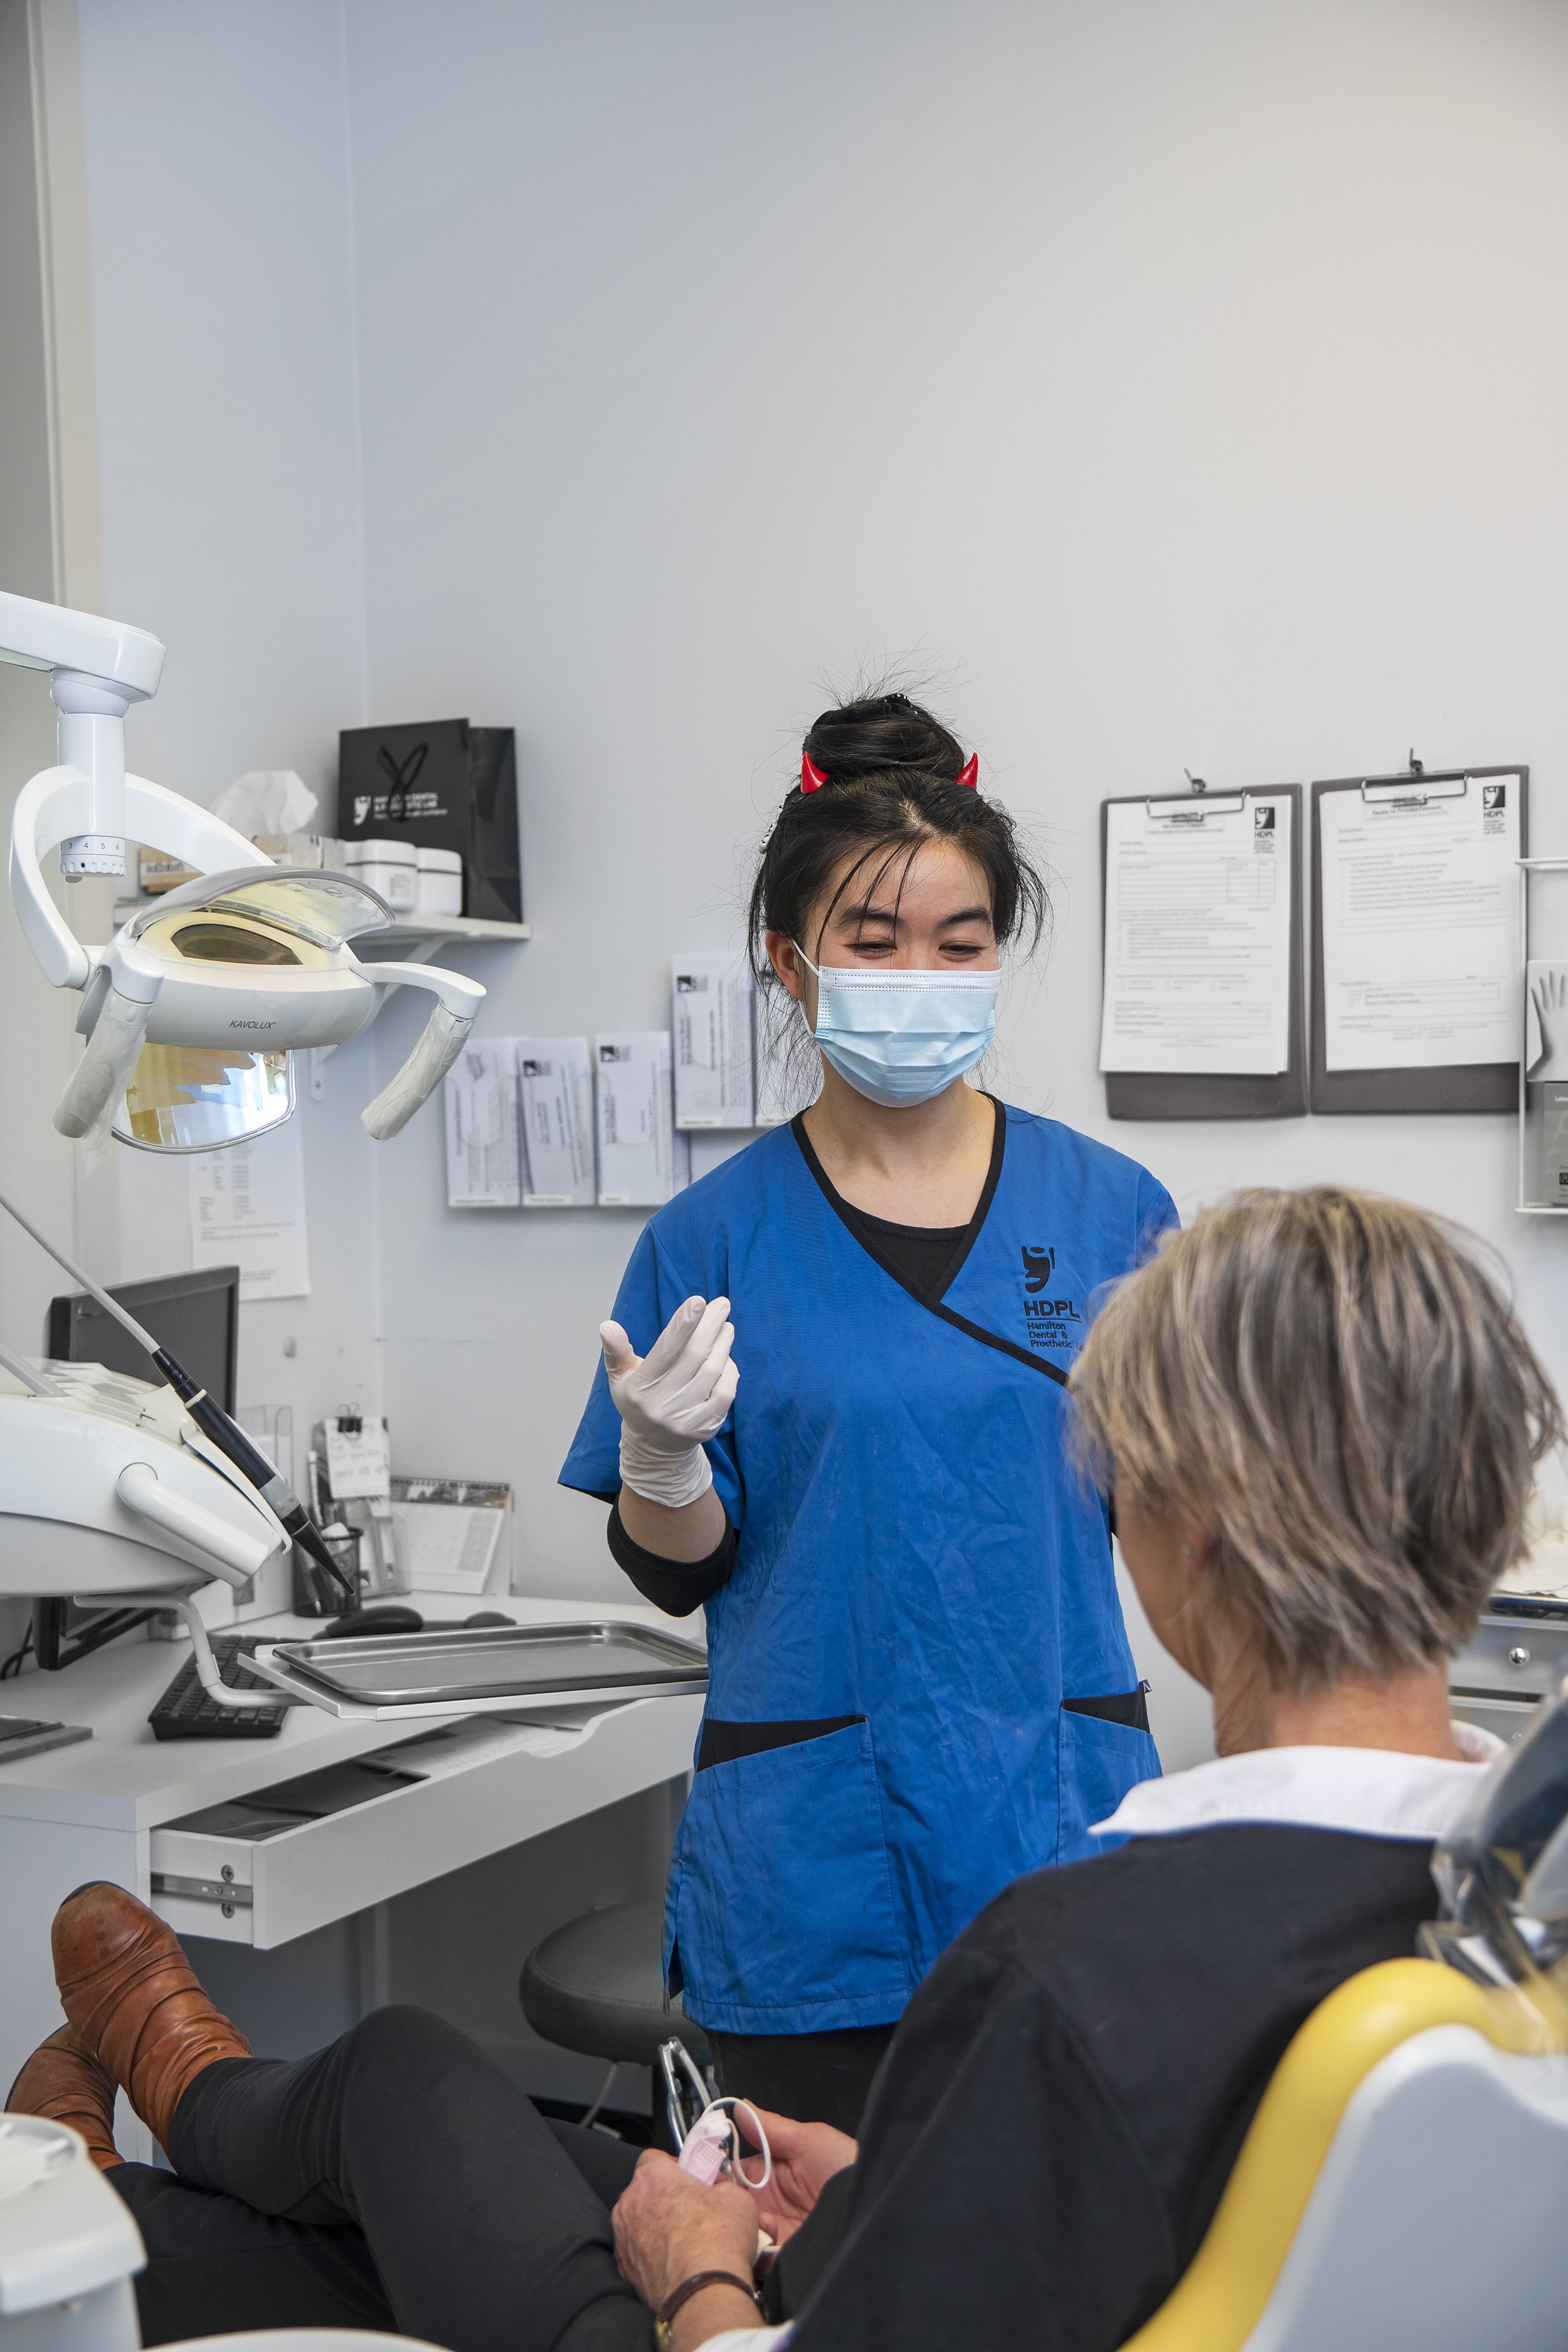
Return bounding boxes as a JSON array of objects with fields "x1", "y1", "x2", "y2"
[{"x1": 1071, "y1": 1187, "x2": 1564, "y2": 1694}]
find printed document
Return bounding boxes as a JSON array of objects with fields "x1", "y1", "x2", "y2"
[
  {"x1": 1320, "y1": 776, "x2": 1521, "y2": 1072},
  {"x1": 1099, "y1": 795, "x2": 1293, "y2": 1075},
  {"x1": 517, "y1": 1036, "x2": 596, "y2": 1206},
  {"x1": 443, "y1": 1040, "x2": 521, "y2": 1208},
  {"x1": 672, "y1": 952, "x2": 755, "y2": 1127},
  {"x1": 189, "y1": 1115, "x2": 311, "y2": 1301},
  {"x1": 594, "y1": 1031, "x2": 679, "y2": 1205}
]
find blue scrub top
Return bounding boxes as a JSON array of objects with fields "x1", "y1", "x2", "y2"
[{"x1": 561, "y1": 1103, "x2": 1177, "y2": 2036}]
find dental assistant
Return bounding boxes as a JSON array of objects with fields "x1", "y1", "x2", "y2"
[{"x1": 561, "y1": 692, "x2": 1177, "y2": 2131}]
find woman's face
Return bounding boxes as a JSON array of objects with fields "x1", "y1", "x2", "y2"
[{"x1": 766, "y1": 837, "x2": 999, "y2": 1025}]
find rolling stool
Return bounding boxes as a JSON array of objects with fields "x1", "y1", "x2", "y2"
[{"x1": 519, "y1": 1898, "x2": 711, "y2": 2132}]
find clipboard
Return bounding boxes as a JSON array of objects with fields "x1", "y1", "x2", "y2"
[
  {"x1": 1100, "y1": 783, "x2": 1306, "y2": 1121},
  {"x1": 1310, "y1": 765, "x2": 1527, "y2": 1115}
]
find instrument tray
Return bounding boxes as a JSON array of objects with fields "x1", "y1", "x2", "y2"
[{"x1": 250, "y1": 1620, "x2": 709, "y2": 1721}]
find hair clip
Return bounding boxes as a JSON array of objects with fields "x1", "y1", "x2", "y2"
[
  {"x1": 801, "y1": 751, "x2": 830, "y2": 795},
  {"x1": 955, "y1": 755, "x2": 978, "y2": 790}
]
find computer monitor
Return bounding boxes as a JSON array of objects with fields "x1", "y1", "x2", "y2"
[
  {"x1": 35, "y1": 1266, "x2": 242, "y2": 1671},
  {"x1": 46, "y1": 1264, "x2": 240, "y2": 1413}
]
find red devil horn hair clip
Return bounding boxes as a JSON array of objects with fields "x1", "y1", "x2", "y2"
[
  {"x1": 801, "y1": 751, "x2": 830, "y2": 795},
  {"x1": 955, "y1": 755, "x2": 978, "y2": 790}
]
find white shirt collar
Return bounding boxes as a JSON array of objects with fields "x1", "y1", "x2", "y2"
[{"x1": 1094, "y1": 1721, "x2": 1505, "y2": 1845}]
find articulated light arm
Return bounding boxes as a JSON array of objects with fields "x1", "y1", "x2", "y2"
[
  {"x1": 11, "y1": 768, "x2": 264, "y2": 992},
  {"x1": 0, "y1": 587, "x2": 165, "y2": 881}
]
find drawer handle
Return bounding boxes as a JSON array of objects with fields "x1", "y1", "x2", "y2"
[{"x1": 1508, "y1": 1646, "x2": 1532, "y2": 1667}]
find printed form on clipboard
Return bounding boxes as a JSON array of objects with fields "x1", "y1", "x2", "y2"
[
  {"x1": 1099, "y1": 792, "x2": 1294, "y2": 1076},
  {"x1": 1319, "y1": 774, "x2": 1522, "y2": 1073}
]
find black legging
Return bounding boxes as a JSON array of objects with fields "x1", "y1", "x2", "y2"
[{"x1": 109, "y1": 2006, "x2": 652, "y2": 2352}]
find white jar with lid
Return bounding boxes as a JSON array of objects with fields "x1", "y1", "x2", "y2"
[
  {"x1": 415, "y1": 845, "x2": 464, "y2": 917},
  {"x1": 344, "y1": 838, "x2": 417, "y2": 911}
]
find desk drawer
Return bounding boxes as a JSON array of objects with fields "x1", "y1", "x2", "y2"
[
  {"x1": 1451, "y1": 1692, "x2": 1542, "y2": 1748},
  {"x1": 1449, "y1": 1614, "x2": 1568, "y2": 1704},
  {"x1": 149, "y1": 1694, "x2": 703, "y2": 1947}
]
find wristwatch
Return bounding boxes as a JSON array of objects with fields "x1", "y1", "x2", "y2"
[{"x1": 654, "y1": 2267, "x2": 766, "y2": 2349}]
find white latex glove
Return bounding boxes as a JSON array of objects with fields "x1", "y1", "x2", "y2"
[{"x1": 600, "y1": 1294, "x2": 739, "y2": 1510}]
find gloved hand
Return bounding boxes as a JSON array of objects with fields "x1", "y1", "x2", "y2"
[{"x1": 600, "y1": 1294, "x2": 739, "y2": 1510}]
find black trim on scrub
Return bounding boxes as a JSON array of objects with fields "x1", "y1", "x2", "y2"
[
  {"x1": 790, "y1": 1099, "x2": 1070, "y2": 1391},
  {"x1": 1063, "y1": 1686, "x2": 1151, "y2": 1732},
  {"x1": 698, "y1": 1714, "x2": 864, "y2": 1771}
]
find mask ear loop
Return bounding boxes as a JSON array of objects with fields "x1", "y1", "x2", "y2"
[{"x1": 699, "y1": 2095, "x2": 773, "y2": 2191}]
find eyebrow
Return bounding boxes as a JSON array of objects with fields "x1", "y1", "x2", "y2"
[{"x1": 835, "y1": 901, "x2": 994, "y2": 931}]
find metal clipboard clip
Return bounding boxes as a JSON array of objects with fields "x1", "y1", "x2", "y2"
[
  {"x1": 1143, "y1": 771, "x2": 1248, "y2": 825},
  {"x1": 1359, "y1": 751, "x2": 1471, "y2": 810}
]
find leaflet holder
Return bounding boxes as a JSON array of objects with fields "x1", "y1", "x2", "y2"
[
  {"x1": 1101, "y1": 780, "x2": 1307, "y2": 1122},
  {"x1": 1310, "y1": 762, "x2": 1528, "y2": 1116}
]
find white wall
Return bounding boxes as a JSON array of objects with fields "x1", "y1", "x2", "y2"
[
  {"x1": 43, "y1": 0, "x2": 1568, "y2": 1755},
  {"x1": 337, "y1": 0, "x2": 1568, "y2": 1640},
  {"x1": 69, "y1": 0, "x2": 381, "y2": 1432}
]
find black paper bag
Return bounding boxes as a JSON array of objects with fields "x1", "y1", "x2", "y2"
[{"x1": 336, "y1": 718, "x2": 522, "y2": 923}]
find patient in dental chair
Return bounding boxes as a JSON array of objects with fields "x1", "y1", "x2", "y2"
[{"x1": 9, "y1": 1188, "x2": 1554, "y2": 2352}]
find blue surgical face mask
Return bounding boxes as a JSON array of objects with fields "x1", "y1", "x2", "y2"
[{"x1": 795, "y1": 947, "x2": 1000, "y2": 1108}]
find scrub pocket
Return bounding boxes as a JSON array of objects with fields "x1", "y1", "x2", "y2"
[
  {"x1": 1057, "y1": 1695, "x2": 1161, "y2": 1862},
  {"x1": 667, "y1": 1717, "x2": 910, "y2": 2030}
]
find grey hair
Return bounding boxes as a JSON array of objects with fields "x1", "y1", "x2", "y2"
[{"x1": 1069, "y1": 1186, "x2": 1566, "y2": 1691}]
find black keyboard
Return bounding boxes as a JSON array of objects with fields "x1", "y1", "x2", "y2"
[{"x1": 148, "y1": 1633, "x2": 289, "y2": 1741}]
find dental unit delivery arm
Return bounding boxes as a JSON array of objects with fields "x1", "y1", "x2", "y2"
[{"x1": 0, "y1": 1183, "x2": 354, "y2": 1614}]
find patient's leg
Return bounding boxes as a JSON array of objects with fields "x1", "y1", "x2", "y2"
[
  {"x1": 109, "y1": 2163, "x2": 395, "y2": 2346},
  {"x1": 51, "y1": 1885, "x2": 653, "y2": 2352},
  {"x1": 169, "y1": 2008, "x2": 654, "y2": 2352}
]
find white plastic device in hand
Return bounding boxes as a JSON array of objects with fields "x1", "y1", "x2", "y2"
[{"x1": 600, "y1": 1295, "x2": 739, "y2": 1510}]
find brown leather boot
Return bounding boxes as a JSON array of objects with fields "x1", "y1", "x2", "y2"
[
  {"x1": 52, "y1": 1882, "x2": 251, "y2": 2151},
  {"x1": 6, "y1": 2026, "x2": 122, "y2": 2171}
]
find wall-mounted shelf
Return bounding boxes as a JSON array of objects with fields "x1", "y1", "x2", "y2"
[{"x1": 354, "y1": 914, "x2": 529, "y2": 965}]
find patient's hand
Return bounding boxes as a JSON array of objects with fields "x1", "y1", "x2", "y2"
[
  {"x1": 740, "y1": 2107, "x2": 858, "y2": 2245},
  {"x1": 612, "y1": 2148, "x2": 760, "y2": 2318}
]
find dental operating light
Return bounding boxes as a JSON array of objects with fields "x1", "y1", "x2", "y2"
[{"x1": 2, "y1": 587, "x2": 486, "y2": 1150}]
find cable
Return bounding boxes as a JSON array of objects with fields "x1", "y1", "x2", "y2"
[
  {"x1": 0, "y1": 1183, "x2": 352, "y2": 1599},
  {"x1": 0, "y1": 1189, "x2": 159, "y2": 1352},
  {"x1": 0, "y1": 1624, "x2": 34, "y2": 1680}
]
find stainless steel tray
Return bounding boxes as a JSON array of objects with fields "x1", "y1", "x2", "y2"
[{"x1": 249, "y1": 1619, "x2": 709, "y2": 1721}]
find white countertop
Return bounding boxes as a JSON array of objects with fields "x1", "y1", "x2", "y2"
[{"x1": 0, "y1": 1594, "x2": 697, "y2": 1833}]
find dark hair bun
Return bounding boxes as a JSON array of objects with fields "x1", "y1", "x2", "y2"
[{"x1": 803, "y1": 693, "x2": 965, "y2": 785}]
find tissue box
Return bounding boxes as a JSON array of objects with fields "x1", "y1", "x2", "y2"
[{"x1": 336, "y1": 719, "x2": 522, "y2": 924}]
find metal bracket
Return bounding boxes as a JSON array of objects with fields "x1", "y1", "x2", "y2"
[{"x1": 150, "y1": 1870, "x2": 253, "y2": 1910}]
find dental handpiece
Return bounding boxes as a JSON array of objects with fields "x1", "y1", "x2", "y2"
[{"x1": 0, "y1": 1185, "x2": 354, "y2": 1598}]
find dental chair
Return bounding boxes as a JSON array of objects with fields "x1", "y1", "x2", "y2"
[
  {"x1": 1126, "y1": 1683, "x2": 1568, "y2": 2352},
  {"x1": 1122, "y1": 1956, "x2": 1568, "y2": 2351}
]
